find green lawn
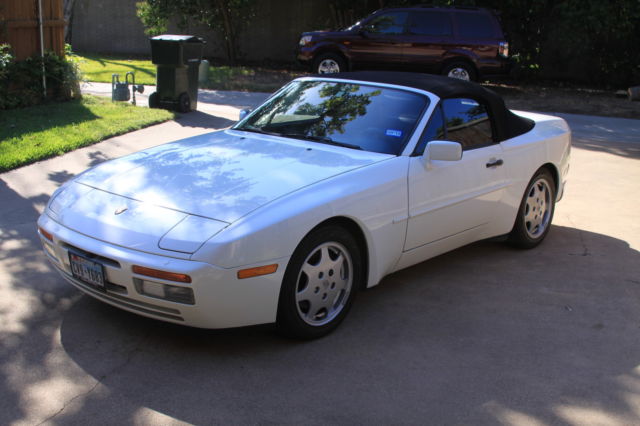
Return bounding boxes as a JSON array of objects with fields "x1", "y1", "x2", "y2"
[
  {"x1": 75, "y1": 53, "x2": 303, "y2": 92},
  {"x1": 77, "y1": 54, "x2": 157, "y2": 85},
  {"x1": 0, "y1": 95, "x2": 174, "y2": 172}
]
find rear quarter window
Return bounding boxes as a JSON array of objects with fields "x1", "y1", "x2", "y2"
[
  {"x1": 408, "y1": 11, "x2": 453, "y2": 36},
  {"x1": 455, "y1": 13, "x2": 496, "y2": 39}
]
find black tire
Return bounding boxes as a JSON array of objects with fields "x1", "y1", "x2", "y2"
[
  {"x1": 508, "y1": 169, "x2": 556, "y2": 249},
  {"x1": 313, "y1": 53, "x2": 346, "y2": 74},
  {"x1": 276, "y1": 225, "x2": 362, "y2": 339},
  {"x1": 148, "y1": 92, "x2": 159, "y2": 109},
  {"x1": 177, "y1": 92, "x2": 191, "y2": 113},
  {"x1": 442, "y1": 61, "x2": 477, "y2": 82}
]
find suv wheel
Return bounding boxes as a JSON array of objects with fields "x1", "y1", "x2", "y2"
[
  {"x1": 442, "y1": 61, "x2": 476, "y2": 82},
  {"x1": 313, "y1": 53, "x2": 346, "y2": 74}
]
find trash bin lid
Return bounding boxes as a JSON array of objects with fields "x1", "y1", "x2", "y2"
[{"x1": 151, "y1": 35, "x2": 205, "y2": 43}]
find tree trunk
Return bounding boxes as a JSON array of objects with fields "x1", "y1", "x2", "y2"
[
  {"x1": 214, "y1": 0, "x2": 236, "y2": 64},
  {"x1": 63, "y1": 0, "x2": 76, "y2": 44}
]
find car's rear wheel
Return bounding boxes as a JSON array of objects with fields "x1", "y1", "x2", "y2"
[
  {"x1": 177, "y1": 92, "x2": 191, "y2": 113},
  {"x1": 313, "y1": 53, "x2": 346, "y2": 74},
  {"x1": 276, "y1": 225, "x2": 361, "y2": 339},
  {"x1": 442, "y1": 61, "x2": 476, "y2": 82},
  {"x1": 509, "y1": 169, "x2": 556, "y2": 249},
  {"x1": 148, "y1": 92, "x2": 159, "y2": 108}
]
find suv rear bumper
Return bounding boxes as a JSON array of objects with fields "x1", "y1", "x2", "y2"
[{"x1": 477, "y1": 57, "x2": 513, "y2": 78}]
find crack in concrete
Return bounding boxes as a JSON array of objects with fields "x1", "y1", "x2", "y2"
[
  {"x1": 35, "y1": 380, "x2": 101, "y2": 426},
  {"x1": 35, "y1": 325, "x2": 152, "y2": 425},
  {"x1": 566, "y1": 216, "x2": 591, "y2": 256}
]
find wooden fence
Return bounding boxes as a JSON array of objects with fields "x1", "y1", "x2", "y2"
[{"x1": 0, "y1": 0, "x2": 65, "y2": 61}]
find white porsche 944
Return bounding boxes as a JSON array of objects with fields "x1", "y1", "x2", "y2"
[{"x1": 38, "y1": 72, "x2": 570, "y2": 338}]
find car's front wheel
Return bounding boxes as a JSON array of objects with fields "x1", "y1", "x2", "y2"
[
  {"x1": 509, "y1": 169, "x2": 556, "y2": 248},
  {"x1": 313, "y1": 53, "x2": 346, "y2": 74},
  {"x1": 442, "y1": 61, "x2": 476, "y2": 82},
  {"x1": 277, "y1": 225, "x2": 361, "y2": 339}
]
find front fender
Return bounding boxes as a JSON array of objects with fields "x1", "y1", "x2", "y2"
[
  {"x1": 311, "y1": 41, "x2": 352, "y2": 62},
  {"x1": 191, "y1": 156, "x2": 410, "y2": 287}
]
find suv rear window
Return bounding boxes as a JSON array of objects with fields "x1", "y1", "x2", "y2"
[
  {"x1": 409, "y1": 11, "x2": 453, "y2": 36},
  {"x1": 456, "y1": 13, "x2": 495, "y2": 39}
]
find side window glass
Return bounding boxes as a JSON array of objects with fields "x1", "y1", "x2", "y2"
[
  {"x1": 366, "y1": 12, "x2": 408, "y2": 35},
  {"x1": 415, "y1": 104, "x2": 445, "y2": 155},
  {"x1": 442, "y1": 98, "x2": 493, "y2": 150},
  {"x1": 456, "y1": 13, "x2": 494, "y2": 38},
  {"x1": 409, "y1": 12, "x2": 453, "y2": 36}
]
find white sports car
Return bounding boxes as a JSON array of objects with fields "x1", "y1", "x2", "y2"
[{"x1": 38, "y1": 72, "x2": 570, "y2": 338}]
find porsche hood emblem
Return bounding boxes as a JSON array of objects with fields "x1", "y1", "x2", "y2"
[{"x1": 114, "y1": 206, "x2": 128, "y2": 215}]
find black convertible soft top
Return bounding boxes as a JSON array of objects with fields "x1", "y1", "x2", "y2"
[{"x1": 317, "y1": 71, "x2": 534, "y2": 142}]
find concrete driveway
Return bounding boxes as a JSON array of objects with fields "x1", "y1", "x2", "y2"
[{"x1": 1, "y1": 92, "x2": 639, "y2": 425}]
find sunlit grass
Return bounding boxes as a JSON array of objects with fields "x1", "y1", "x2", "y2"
[
  {"x1": 0, "y1": 95, "x2": 174, "y2": 172},
  {"x1": 75, "y1": 53, "x2": 304, "y2": 92},
  {"x1": 76, "y1": 53, "x2": 157, "y2": 85}
]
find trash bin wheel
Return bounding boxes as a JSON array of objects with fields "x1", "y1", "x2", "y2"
[
  {"x1": 148, "y1": 92, "x2": 159, "y2": 108},
  {"x1": 178, "y1": 92, "x2": 191, "y2": 113}
]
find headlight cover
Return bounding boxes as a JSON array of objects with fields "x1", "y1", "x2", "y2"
[
  {"x1": 299, "y1": 35, "x2": 313, "y2": 46},
  {"x1": 159, "y1": 215, "x2": 228, "y2": 254}
]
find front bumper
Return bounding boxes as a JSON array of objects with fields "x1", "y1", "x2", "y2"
[
  {"x1": 296, "y1": 47, "x2": 314, "y2": 67},
  {"x1": 38, "y1": 213, "x2": 289, "y2": 329}
]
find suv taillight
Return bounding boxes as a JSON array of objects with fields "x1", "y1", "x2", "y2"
[{"x1": 499, "y1": 42, "x2": 509, "y2": 58}]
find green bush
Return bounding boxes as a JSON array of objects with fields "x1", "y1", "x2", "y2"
[{"x1": 0, "y1": 44, "x2": 82, "y2": 110}]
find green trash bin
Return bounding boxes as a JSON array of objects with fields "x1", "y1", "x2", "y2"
[{"x1": 148, "y1": 35, "x2": 205, "y2": 112}]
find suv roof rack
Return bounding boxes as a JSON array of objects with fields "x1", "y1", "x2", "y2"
[{"x1": 413, "y1": 4, "x2": 483, "y2": 11}]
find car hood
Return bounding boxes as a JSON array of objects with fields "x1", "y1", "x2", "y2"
[
  {"x1": 302, "y1": 29, "x2": 354, "y2": 38},
  {"x1": 48, "y1": 130, "x2": 389, "y2": 255},
  {"x1": 74, "y1": 130, "x2": 388, "y2": 222}
]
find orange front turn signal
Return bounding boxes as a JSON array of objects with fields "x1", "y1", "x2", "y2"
[
  {"x1": 132, "y1": 265, "x2": 192, "y2": 283},
  {"x1": 38, "y1": 227, "x2": 53, "y2": 242},
  {"x1": 237, "y1": 264, "x2": 278, "y2": 280}
]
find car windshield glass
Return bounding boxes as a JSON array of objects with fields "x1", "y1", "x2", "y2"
[{"x1": 234, "y1": 81, "x2": 429, "y2": 155}]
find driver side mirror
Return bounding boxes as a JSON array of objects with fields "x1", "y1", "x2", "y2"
[
  {"x1": 423, "y1": 140, "x2": 462, "y2": 162},
  {"x1": 239, "y1": 108, "x2": 252, "y2": 121},
  {"x1": 358, "y1": 25, "x2": 372, "y2": 36}
]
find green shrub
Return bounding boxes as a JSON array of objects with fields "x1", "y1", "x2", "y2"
[{"x1": 0, "y1": 44, "x2": 82, "y2": 110}]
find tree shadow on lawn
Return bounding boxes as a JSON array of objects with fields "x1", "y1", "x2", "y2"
[
  {"x1": 83, "y1": 56, "x2": 156, "y2": 81},
  {"x1": 0, "y1": 99, "x2": 99, "y2": 142},
  {"x1": 45, "y1": 225, "x2": 640, "y2": 425}
]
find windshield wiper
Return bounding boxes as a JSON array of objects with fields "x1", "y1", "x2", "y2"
[
  {"x1": 235, "y1": 125, "x2": 281, "y2": 137},
  {"x1": 281, "y1": 133, "x2": 363, "y2": 151},
  {"x1": 237, "y1": 127, "x2": 363, "y2": 151}
]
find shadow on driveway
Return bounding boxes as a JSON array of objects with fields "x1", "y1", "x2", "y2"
[
  {"x1": 43, "y1": 225, "x2": 640, "y2": 425},
  {"x1": 560, "y1": 113, "x2": 640, "y2": 159}
]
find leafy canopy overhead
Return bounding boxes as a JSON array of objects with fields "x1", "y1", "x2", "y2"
[{"x1": 136, "y1": 0, "x2": 256, "y2": 63}]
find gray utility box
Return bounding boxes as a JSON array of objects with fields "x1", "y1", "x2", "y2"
[{"x1": 148, "y1": 35, "x2": 205, "y2": 112}]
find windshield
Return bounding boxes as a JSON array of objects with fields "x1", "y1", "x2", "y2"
[{"x1": 233, "y1": 80, "x2": 429, "y2": 155}]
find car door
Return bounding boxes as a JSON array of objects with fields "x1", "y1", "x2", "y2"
[
  {"x1": 404, "y1": 98, "x2": 506, "y2": 251},
  {"x1": 349, "y1": 11, "x2": 409, "y2": 69},
  {"x1": 403, "y1": 10, "x2": 454, "y2": 73}
]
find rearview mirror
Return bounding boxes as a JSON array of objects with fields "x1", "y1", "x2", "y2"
[
  {"x1": 424, "y1": 140, "x2": 462, "y2": 162},
  {"x1": 239, "y1": 108, "x2": 252, "y2": 121}
]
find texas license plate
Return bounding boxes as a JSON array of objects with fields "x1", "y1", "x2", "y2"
[{"x1": 69, "y1": 252, "x2": 105, "y2": 289}]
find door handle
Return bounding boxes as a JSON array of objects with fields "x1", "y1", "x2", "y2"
[{"x1": 486, "y1": 159, "x2": 504, "y2": 168}]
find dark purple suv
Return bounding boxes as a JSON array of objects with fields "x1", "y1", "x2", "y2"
[{"x1": 296, "y1": 6, "x2": 511, "y2": 81}]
